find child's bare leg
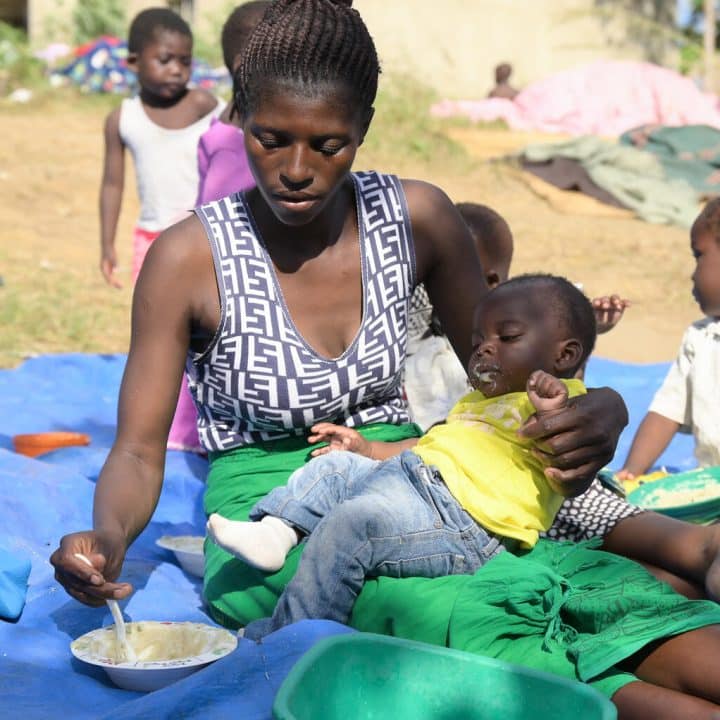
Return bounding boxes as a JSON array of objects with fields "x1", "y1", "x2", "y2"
[
  {"x1": 603, "y1": 512, "x2": 720, "y2": 601},
  {"x1": 612, "y1": 681, "x2": 720, "y2": 720},
  {"x1": 206, "y1": 514, "x2": 299, "y2": 572},
  {"x1": 526, "y1": 370, "x2": 569, "y2": 414},
  {"x1": 618, "y1": 625, "x2": 720, "y2": 712}
]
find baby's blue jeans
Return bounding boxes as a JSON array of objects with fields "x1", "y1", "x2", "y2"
[{"x1": 243, "y1": 450, "x2": 504, "y2": 639}]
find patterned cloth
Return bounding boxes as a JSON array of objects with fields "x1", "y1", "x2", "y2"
[
  {"x1": 543, "y1": 479, "x2": 644, "y2": 542},
  {"x1": 192, "y1": 172, "x2": 416, "y2": 452},
  {"x1": 406, "y1": 284, "x2": 434, "y2": 354}
]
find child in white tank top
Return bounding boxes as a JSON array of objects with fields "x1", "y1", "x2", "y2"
[
  {"x1": 98, "y1": 8, "x2": 219, "y2": 289},
  {"x1": 99, "y1": 8, "x2": 219, "y2": 453}
]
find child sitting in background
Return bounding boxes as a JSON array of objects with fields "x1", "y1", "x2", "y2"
[
  {"x1": 99, "y1": 7, "x2": 219, "y2": 288},
  {"x1": 487, "y1": 62, "x2": 519, "y2": 101},
  {"x1": 195, "y1": 1, "x2": 268, "y2": 204},
  {"x1": 167, "y1": 2, "x2": 267, "y2": 453},
  {"x1": 455, "y1": 202, "x2": 513, "y2": 289},
  {"x1": 208, "y1": 274, "x2": 594, "y2": 635},
  {"x1": 618, "y1": 198, "x2": 720, "y2": 478}
]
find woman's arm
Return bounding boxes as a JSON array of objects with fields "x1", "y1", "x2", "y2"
[
  {"x1": 50, "y1": 218, "x2": 215, "y2": 605},
  {"x1": 517, "y1": 387, "x2": 628, "y2": 496},
  {"x1": 402, "y1": 179, "x2": 486, "y2": 369}
]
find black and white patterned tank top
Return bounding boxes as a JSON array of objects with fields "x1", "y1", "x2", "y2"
[{"x1": 190, "y1": 171, "x2": 416, "y2": 452}]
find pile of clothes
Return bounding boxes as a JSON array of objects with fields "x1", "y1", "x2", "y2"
[{"x1": 50, "y1": 35, "x2": 228, "y2": 94}]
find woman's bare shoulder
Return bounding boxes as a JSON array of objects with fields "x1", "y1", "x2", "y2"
[
  {"x1": 400, "y1": 178, "x2": 454, "y2": 215},
  {"x1": 401, "y1": 179, "x2": 465, "y2": 242},
  {"x1": 142, "y1": 215, "x2": 212, "y2": 277}
]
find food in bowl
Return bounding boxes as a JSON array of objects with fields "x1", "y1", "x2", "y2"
[
  {"x1": 645, "y1": 484, "x2": 720, "y2": 509},
  {"x1": 71, "y1": 620, "x2": 237, "y2": 692},
  {"x1": 627, "y1": 466, "x2": 720, "y2": 522}
]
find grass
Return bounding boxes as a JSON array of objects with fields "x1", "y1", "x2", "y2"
[
  {"x1": 0, "y1": 246, "x2": 132, "y2": 367},
  {"x1": 0, "y1": 73, "x2": 470, "y2": 368},
  {"x1": 360, "y1": 73, "x2": 470, "y2": 172}
]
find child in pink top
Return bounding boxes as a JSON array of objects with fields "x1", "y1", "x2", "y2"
[
  {"x1": 167, "y1": 2, "x2": 267, "y2": 452},
  {"x1": 196, "y1": 2, "x2": 266, "y2": 203}
]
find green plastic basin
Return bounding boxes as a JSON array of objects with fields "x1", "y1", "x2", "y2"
[
  {"x1": 273, "y1": 633, "x2": 616, "y2": 720},
  {"x1": 627, "y1": 465, "x2": 720, "y2": 523}
]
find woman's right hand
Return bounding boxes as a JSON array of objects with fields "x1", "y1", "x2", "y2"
[{"x1": 50, "y1": 529, "x2": 132, "y2": 607}]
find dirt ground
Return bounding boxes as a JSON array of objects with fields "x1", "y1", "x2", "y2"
[{"x1": 0, "y1": 96, "x2": 699, "y2": 368}]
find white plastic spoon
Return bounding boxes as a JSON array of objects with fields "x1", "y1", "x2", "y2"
[{"x1": 74, "y1": 552, "x2": 138, "y2": 664}]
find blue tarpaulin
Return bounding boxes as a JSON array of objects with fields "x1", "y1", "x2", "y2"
[{"x1": 0, "y1": 353, "x2": 694, "y2": 719}]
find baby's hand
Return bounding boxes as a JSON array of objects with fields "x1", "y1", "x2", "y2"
[
  {"x1": 592, "y1": 295, "x2": 630, "y2": 334},
  {"x1": 308, "y1": 423, "x2": 372, "y2": 457},
  {"x1": 526, "y1": 370, "x2": 568, "y2": 414},
  {"x1": 614, "y1": 469, "x2": 636, "y2": 482}
]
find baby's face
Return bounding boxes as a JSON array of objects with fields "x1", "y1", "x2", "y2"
[
  {"x1": 467, "y1": 288, "x2": 561, "y2": 397},
  {"x1": 691, "y1": 230, "x2": 720, "y2": 318}
]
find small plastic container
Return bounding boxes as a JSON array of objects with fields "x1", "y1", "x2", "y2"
[
  {"x1": 273, "y1": 633, "x2": 616, "y2": 720},
  {"x1": 12, "y1": 431, "x2": 91, "y2": 458},
  {"x1": 156, "y1": 535, "x2": 205, "y2": 578}
]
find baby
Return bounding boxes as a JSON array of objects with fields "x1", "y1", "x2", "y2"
[{"x1": 208, "y1": 274, "x2": 597, "y2": 638}]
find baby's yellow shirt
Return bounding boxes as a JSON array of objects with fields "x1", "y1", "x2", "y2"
[{"x1": 413, "y1": 379, "x2": 586, "y2": 547}]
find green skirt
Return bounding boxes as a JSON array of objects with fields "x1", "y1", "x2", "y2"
[
  {"x1": 203, "y1": 424, "x2": 720, "y2": 698},
  {"x1": 203, "y1": 423, "x2": 422, "y2": 629}
]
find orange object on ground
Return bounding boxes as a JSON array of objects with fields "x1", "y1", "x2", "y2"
[{"x1": 12, "y1": 432, "x2": 91, "y2": 458}]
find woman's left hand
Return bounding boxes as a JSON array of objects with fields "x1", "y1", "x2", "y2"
[
  {"x1": 308, "y1": 423, "x2": 372, "y2": 457},
  {"x1": 518, "y1": 387, "x2": 628, "y2": 497}
]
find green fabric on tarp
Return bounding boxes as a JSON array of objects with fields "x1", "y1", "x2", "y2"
[
  {"x1": 203, "y1": 422, "x2": 423, "y2": 630},
  {"x1": 355, "y1": 539, "x2": 720, "y2": 698},
  {"x1": 204, "y1": 423, "x2": 720, "y2": 700},
  {"x1": 522, "y1": 135, "x2": 701, "y2": 227},
  {"x1": 619, "y1": 124, "x2": 720, "y2": 196}
]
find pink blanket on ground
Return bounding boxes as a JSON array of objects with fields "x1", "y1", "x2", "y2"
[{"x1": 432, "y1": 61, "x2": 720, "y2": 137}]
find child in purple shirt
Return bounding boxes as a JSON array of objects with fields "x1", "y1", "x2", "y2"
[
  {"x1": 195, "y1": 3, "x2": 268, "y2": 203},
  {"x1": 167, "y1": 2, "x2": 267, "y2": 452}
]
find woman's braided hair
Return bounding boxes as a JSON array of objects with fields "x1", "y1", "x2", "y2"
[{"x1": 233, "y1": 0, "x2": 379, "y2": 118}]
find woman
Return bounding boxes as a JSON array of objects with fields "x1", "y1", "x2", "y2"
[{"x1": 51, "y1": 2, "x2": 720, "y2": 716}]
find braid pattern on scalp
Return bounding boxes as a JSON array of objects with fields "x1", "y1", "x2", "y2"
[{"x1": 233, "y1": 0, "x2": 379, "y2": 118}]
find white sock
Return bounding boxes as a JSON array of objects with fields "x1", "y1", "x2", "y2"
[{"x1": 206, "y1": 513, "x2": 298, "y2": 572}]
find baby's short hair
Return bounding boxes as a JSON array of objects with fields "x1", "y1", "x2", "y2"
[
  {"x1": 128, "y1": 7, "x2": 192, "y2": 55},
  {"x1": 499, "y1": 273, "x2": 597, "y2": 373},
  {"x1": 455, "y1": 202, "x2": 513, "y2": 272},
  {"x1": 692, "y1": 197, "x2": 720, "y2": 245},
  {"x1": 221, "y1": 2, "x2": 271, "y2": 73}
]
